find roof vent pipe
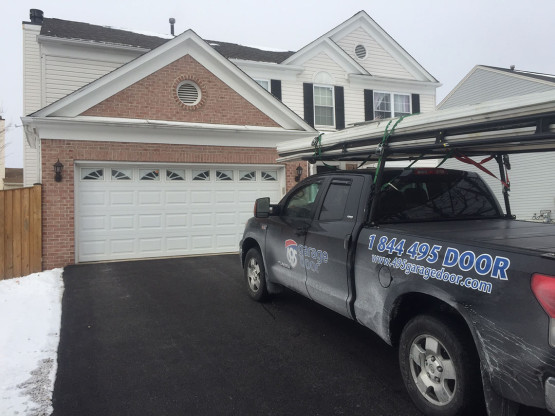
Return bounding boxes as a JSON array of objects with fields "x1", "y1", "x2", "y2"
[
  {"x1": 169, "y1": 18, "x2": 176, "y2": 36},
  {"x1": 30, "y1": 9, "x2": 44, "y2": 25},
  {"x1": 510, "y1": 65, "x2": 515, "y2": 71}
]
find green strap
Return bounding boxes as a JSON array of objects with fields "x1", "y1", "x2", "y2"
[{"x1": 311, "y1": 133, "x2": 338, "y2": 169}]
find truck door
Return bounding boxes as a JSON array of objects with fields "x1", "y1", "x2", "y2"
[
  {"x1": 304, "y1": 176, "x2": 364, "y2": 318},
  {"x1": 264, "y1": 180, "x2": 324, "y2": 296}
]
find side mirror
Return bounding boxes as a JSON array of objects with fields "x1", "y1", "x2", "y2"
[{"x1": 254, "y1": 197, "x2": 271, "y2": 218}]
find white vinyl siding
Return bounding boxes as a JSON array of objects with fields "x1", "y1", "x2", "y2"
[
  {"x1": 23, "y1": 24, "x2": 42, "y2": 186},
  {"x1": 335, "y1": 27, "x2": 416, "y2": 80},
  {"x1": 45, "y1": 56, "x2": 123, "y2": 105},
  {"x1": 439, "y1": 68, "x2": 555, "y2": 110},
  {"x1": 443, "y1": 153, "x2": 555, "y2": 222}
]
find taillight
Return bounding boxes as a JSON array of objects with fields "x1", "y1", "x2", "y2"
[
  {"x1": 532, "y1": 273, "x2": 555, "y2": 317},
  {"x1": 532, "y1": 273, "x2": 555, "y2": 348}
]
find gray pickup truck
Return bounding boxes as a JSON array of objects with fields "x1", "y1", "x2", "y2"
[{"x1": 240, "y1": 167, "x2": 555, "y2": 416}]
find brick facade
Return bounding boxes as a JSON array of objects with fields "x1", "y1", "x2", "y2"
[
  {"x1": 41, "y1": 139, "x2": 302, "y2": 269},
  {"x1": 82, "y1": 55, "x2": 280, "y2": 128}
]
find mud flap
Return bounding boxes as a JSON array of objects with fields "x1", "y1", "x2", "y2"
[{"x1": 481, "y1": 363, "x2": 520, "y2": 416}]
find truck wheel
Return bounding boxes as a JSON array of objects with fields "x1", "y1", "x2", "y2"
[
  {"x1": 244, "y1": 248, "x2": 269, "y2": 302},
  {"x1": 399, "y1": 314, "x2": 482, "y2": 416}
]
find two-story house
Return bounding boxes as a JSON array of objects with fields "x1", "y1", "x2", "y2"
[{"x1": 21, "y1": 9, "x2": 440, "y2": 268}]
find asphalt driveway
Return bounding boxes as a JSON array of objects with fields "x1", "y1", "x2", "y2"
[{"x1": 53, "y1": 255, "x2": 549, "y2": 416}]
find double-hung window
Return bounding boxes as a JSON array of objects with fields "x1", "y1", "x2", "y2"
[
  {"x1": 255, "y1": 79, "x2": 270, "y2": 91},
  {"x1": 374, "y1": 92, "x2": 411, "y2": 119},
  {"x1": 314, "y1": 85, "x2": 335, "y2": 127}
]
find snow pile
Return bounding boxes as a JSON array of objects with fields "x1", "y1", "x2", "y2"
[{"x1": 0, "y1": 270, "x2": 64, "y2": 416}]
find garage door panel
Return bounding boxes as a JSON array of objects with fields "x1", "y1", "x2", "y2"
[
  {"x1": 80, "y1": 215, "x2": 106, "y2": 231},
  {"x1": 138, "y1": 214, "x2": 162, "y2": 229},
  {"x1": 165, "y1": 191, "x2": 188, "y2": 205},
  {"x1": 139, "y1": 191, "x2": 163, "y2": 205},
  {"x1": 77, "y1": 165, "x2": 283, "y2": 262},
  {"x1": 110, "y1": 191, "x2": 135, "y2": 206},
  {"x1": 110, "y1": 215, "x2": 135, "y2": 230},
  {"x1": 166, "y1": 214, "x2": 188, "y2": 229}
]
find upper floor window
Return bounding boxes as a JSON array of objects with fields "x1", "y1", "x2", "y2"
[
  {"x1": 255, "y1": 79, "x2": 270, "y2": 91},
  {"x1": 314, "y1": 85, "x2": 335, "y2": 127},
  {"x1": 374, "y1": 92, "x2": 411, "y2": 119}
]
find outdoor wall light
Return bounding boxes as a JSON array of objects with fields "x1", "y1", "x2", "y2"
[
  {"x1": 295, "y1": 164, "x2": 303, "y2": 182},
  {"x1": 54, "y1": 159, "x2": 64, "y2": 182}
]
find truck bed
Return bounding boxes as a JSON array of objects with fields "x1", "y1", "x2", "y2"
[{"x1": 378, "y1": 219, "x2": 555, "y2": 254}]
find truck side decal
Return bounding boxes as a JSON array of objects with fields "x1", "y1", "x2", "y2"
[
  {"x1": 285, "y1": 239, "x2": 329, "y2": 273},
  {"x1": 368, "y1": 234, "x2": 512, "y2": 294}
]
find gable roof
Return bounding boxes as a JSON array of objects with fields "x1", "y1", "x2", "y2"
[
  {"x1": 438, "y1": 65, "x2": 555, "y2": 109},
  {"x1": 29, "y1": 29, "x2": 314, "y2": 134},
  {"x1": 282, "y1": 10, "x2": 438, "y2": 83},
  {"x1": 481, "y1": 65, "x2": 555, "y2": 84},
  {"x1": 39, "y1": 17, "x2": 294, "y2": 63}
]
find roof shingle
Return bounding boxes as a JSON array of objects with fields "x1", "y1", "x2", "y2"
[{"x1": 40, "y1": 18, "x2": 295, "y2": 63}]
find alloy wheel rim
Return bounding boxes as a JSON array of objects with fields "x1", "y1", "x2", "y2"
[
  {"x1": 409, "y1": 334, "x2": 457, "y2": 406},
  {"x1": 247, "y1": 258, "x2": 261, "y2": 292}
]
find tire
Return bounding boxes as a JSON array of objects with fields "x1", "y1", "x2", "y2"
[
  {"x1": 398, "y1": 314, "x2": 483, "y2": 416},
  {"x1": 244, "y1": 248, "x2": 269, "y2": 302}
]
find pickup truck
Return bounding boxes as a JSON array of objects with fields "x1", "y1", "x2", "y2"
[{"x1": 239, "y1": 167, "x2": 555, "y2": 416}]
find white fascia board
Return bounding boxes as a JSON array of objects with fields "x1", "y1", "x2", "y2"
[
  {"x1": 277, "y1": 89, "x2": 555, "y2": 155},
  {"x1": 349, "y1": 74, "x2": 441, "y2": 94},
  {"x1": 21, "y1": 116, "x2": 317, "y2": 148},
  {"x1": 38, "y1": 35, "x2": 147, "y2": 64},
  {"x1": 231, "y1": 59, "x2": 303, "y2": 81},
  {"x1": 282, "y1": 39, "x2": 368, "y2": 76}
]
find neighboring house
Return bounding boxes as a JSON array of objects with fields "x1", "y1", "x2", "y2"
[
  {"x1": 3, "y1": 168, "x2": 24, "y2": 189},
  {"x1": 439, "y1": 65, "x2": 555, "y2": 222},
  {"x1": 0, "y1": 117, "x2": 4, "y2": 189},
  {"x1": 21, "y1": 9, "x2": 440, "y2": 269}
]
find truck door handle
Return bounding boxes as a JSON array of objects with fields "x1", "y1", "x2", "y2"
[
  {"x1": 344, "y1": 234, "x2": 352, "y2": 250},
  {"x1": 295, "y1": 227, "x2": 308, "y2": 236}
]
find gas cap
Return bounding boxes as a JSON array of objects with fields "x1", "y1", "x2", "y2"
[{"x1": 378, "y1": 266, "x2": 392, "y2": 288}]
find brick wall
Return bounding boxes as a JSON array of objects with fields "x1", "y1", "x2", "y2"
[
  {"x1": 82, "y1": 55, "x2": 280, "y2": 128},
  {"x1": 41, "y1": 139, "x2": 302, "y2": 269}
]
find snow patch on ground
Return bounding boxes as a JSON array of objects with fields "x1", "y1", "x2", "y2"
[{"x1": 0, "y1": 269, "x2": 64, "y2": 416}]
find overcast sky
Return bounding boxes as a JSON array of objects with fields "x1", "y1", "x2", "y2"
[{"x1": 2, "y1": 0, "x2": 554, "y2": 167}]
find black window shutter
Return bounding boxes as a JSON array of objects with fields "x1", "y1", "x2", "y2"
[
  {"x1": 364, "y1": 89, "x2": 374, "y2": 121},
  {"x1": 303, "y1": 83, "x2": 314, "y2": 127},
  {"x1": 334, "y1": 86, "x2": 345, "y2": 130},
  {"x1": 411, "y1": 94, "x2": 420, "y2": 114},
  {"x1": 271, "y1": 79, "x2": 282, "y2": 101}
]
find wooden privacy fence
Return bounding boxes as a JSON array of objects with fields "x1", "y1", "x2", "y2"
[{"x1": 0, "y1": 185, "x2": 42, "y2": 279}]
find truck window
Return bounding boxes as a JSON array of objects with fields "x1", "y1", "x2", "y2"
[
  {"x1": 376, "y1": 170, "x2": 502, "y2": 222},
  {"x1": 319, "y1": 181, "x2": 351, "y2": 221},
  {"x1": 283, "y1": 182, "x2": 322, "y2": 218}
]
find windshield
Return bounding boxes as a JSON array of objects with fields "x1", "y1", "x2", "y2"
[{"x1": 375, "y1": 169, "x2": 502, "y2": 223}]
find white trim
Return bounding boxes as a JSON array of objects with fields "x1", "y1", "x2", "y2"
[
  {"x1": 38, "y1": 35, "x2": 151, "y2": 54},
  {"x1": 21, "y1": 116, "x2": 315, "y2": 149},
  {"x1": 348, "y1": 73, "x2": 441, "y2": 93}
]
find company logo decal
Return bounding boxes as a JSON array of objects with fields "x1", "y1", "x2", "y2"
[
  {"x1": 285, "y1": 239, "x2": 298, "y2": 268},
  {"x1": 284, "y1": 239, "x2": 329, "y2": 273}
]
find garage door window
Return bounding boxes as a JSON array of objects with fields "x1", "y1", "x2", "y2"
[
  {"x1": 193, "y1": 170, "x2": 210, "y2": 181},
  {"x1": 112, "y1": 169, "x2": 132, "y2": 180},
  {"x1": 167, "y1": 169, "x2": 185, "y2": 181},
  {"x1": 216, "y1": 170, "x2": 233, "y2": 181},
  {"x1": 140, "y1": 169, "x2": 160, "y2": 181},
  {"x1": 81, "y1": 168, "x2": 104, "y2": 180},
  {"x1": 240, "y1": 171, "x2": 256, "y2": 181},
  {"x1": 261, "y1": 171, "x2": 277, "y2": 181}
]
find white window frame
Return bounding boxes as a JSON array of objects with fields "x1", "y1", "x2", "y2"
[
  {"x1": 255, "y1": 79, "x2": 271, "y2": 92},
  {"x1": 374, "y1": 91, "x2": 411, "y2": 120},
  {"x1": 313, "y1": 84, "x2": 335, "y2": 128}
]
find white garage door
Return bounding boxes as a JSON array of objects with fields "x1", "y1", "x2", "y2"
[{"x1": 76, "y1": 164, "x2": 284, "y2": 262}]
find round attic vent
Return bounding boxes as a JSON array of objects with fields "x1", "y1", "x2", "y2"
[
  {"x1": 177, "y1": 81, "x2": 201, "y2": 106},
  {"x1": 355, "y1": 44, "x2": 367, "y2": 60}
]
